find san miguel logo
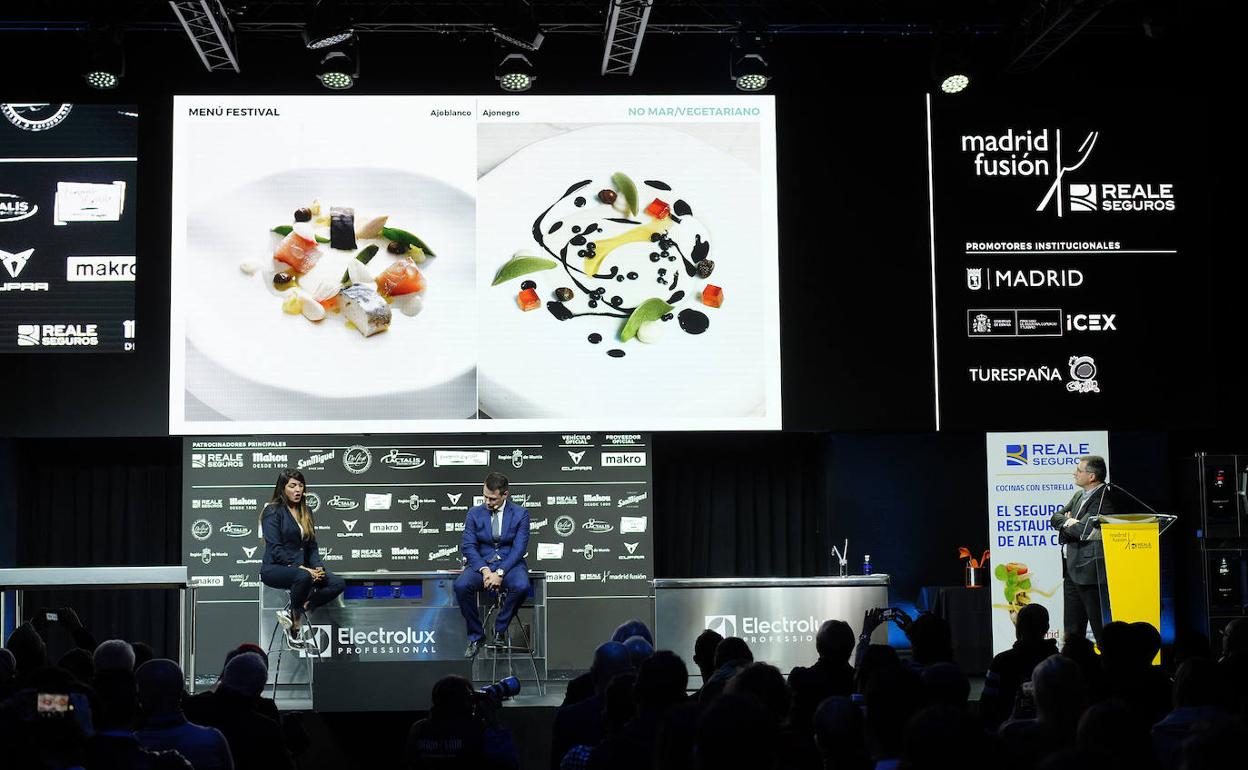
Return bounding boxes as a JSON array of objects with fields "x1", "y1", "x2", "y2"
[
  {"x1": 1, "y1": 103, "x2": 74, "y2": 131},
  {"x1": 959, "y1": 128, "x2": 1174, "y2": 217}
]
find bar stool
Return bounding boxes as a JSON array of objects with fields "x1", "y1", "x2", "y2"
[
  {"x1": 263, "y1": 598, "x2": 315, "y2": 701},
  {"x1": 477, "y1": 586, "x2": 544, "y2": 695}
]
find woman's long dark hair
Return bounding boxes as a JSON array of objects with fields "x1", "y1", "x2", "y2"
[{"x1": 262, "y1": 469, "x2": 314, "y2": 541}]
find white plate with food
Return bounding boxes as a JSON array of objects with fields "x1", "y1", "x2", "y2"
[
  {"x1": 182, "y1": 167, "x2": 476, "y2": 421},
  {"x1": 477, "y1": 124, "x2": 768, "y2": 421}
]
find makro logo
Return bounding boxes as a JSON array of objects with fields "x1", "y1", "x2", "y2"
[
  {"x1": 1005, "y1": 445, "x2": 1028, "y2": 466},
  {"x1": 546, "y1": 571, "x2": 575, "y2": 583},
  {"x1": 1, "y1": 103, "x2": 73, "y2": 131},
  {"x1": 380, "y1": 449, "x2": 425, "y2": 469},
  {"x1": 554, "y1": 515, "x2": 575, "y2": 537},
  {"x1": 327, "y1": 495, "x2": 358, "y2": 511},
  {"x1": 299, "y1": 450, "x2": 335, "y2": 470},
  {"x1": 343, "y1": 445, "x2": 373, "y2": 474},
  {"x1": 617, "y1": 492, "x2": 647, "y2": 508},
  {"x1": 190, "y1": 575, "x2": 224, "y2": 587},
  {"x1": 369, "y1": 522, "x2": 402, "y2": 534},
  {"x1": 1067, "y1": 355, "x2": 1100, "y2": 394},
  {"x1": 582, "y1": 518, "x2": 613, "y2": 534},
  {"x1": 219, "y1": 522, "x2": 251, "y2": 537},
  {"x1": 0, "y1": 193, "x2": 37, "y2": 223},
  {"x1": 66, "y1": 256, "x2": 135, "y2": 282},
  {"x1": 602, "y1": 452, "x2": 646, "y2": 467},
  {"x1": 191, "y1": 519, "x2": 212, "y2": 541},
  {"x1": 191, "y1": 452, "x2": 243, "y2": 469},
  {"x1": 967, "y1": 267, "x2": 1086, "y2": 292}
]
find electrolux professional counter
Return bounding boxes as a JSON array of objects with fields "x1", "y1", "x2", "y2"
[
  {"x1": 653, "y1": 576, "x2": 890, "y2": 678},
  {"x1": 259, "y1": 570, "x2": 546, "y2": 711}
]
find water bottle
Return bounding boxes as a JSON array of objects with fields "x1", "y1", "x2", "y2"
[{"x1": 862, "y1": 554, "x2": 872, "y2": 575}]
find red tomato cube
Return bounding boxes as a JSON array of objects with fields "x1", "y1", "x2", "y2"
[
  {"x1": 644, "y1": 198, "x2": 671, "y2": 219},
  {"x1": 701, "y1": 284, "x2": 723, "y2": 308},
  {"x1": 518, "y1": 288, "x2": 541, "y2": 311}
]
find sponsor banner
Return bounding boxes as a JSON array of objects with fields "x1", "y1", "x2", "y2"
[{"x1": 986, "y1": 430, "x2": 1109, "y2": 654}]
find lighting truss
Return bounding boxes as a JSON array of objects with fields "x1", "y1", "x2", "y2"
[
  {"x1": 601, "y1": 0, "x2": 655, "y2": 76},
  {"x1": 168, "y1": 0, "x2": 240, "y2": 72},
  {"x1": 1007, "y1": 0, "x2": 1119, "y2": 73}
]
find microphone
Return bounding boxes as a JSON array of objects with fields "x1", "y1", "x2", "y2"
[{"x1": 1101, "y1": 481, "x2": 1161, "y2": 516}]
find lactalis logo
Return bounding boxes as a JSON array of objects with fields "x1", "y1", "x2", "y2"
[
  {"x1": 220, "y1": 522, "x2": 251, "y2": 537},
  {"x1": 327, "y1": 495, "x2": 358, "y2": 511},
  {"x1": 0, "y1": 193, "x2": 37, "y2": 223},
  {"x1": 380, "y1": 449, "x2": 424, "y2": 469}
]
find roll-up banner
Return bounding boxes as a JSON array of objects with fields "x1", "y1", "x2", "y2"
[{"x1": 985, "y1": 430, "x2": 1109, "y2": 654}]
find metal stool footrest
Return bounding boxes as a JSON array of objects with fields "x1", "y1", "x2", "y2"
[{"x1": 476, "y1": 589, "x2": 544, "y2": 696}]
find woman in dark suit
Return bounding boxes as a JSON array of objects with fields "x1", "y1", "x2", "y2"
[{"x1": 259, "y1": 469, "x2": 344, "y2": 646}]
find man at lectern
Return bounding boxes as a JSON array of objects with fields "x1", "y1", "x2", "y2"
[
  {"x1": 1050, "y1": 455, "x2": 1115, "y2": 643},
  {"x1": 454, "y1": 472, "x2": 532, "y2": 659}
]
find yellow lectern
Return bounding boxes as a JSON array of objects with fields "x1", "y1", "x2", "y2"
[{"x1": 1085, "y1": 513, "x2": 1177, "y2": 663}]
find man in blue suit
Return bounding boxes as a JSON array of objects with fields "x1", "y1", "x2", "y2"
[{"x1": 454, "y1": 472, "x2": 531, "y2": 658}]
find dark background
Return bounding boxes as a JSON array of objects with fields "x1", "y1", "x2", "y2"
[{"x1": 1, "y1": 1, "x2": 1240, "y2": 660}]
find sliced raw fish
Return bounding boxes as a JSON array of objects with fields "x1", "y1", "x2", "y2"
[
  {"x1": 273, "y1": 232, "x2": 321, "y2": 274},
  {"x1": 340, "y1": 283, "x2": 391, "y2": 337}
]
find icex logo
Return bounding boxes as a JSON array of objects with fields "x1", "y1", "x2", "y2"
[{"x1": 1, "y1": 248, "x2": 34, "y2": 278}]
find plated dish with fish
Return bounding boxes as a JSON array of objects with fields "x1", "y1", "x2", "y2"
[{"x1": 181, "y1": 167, "x2": 476, "y2": 417}]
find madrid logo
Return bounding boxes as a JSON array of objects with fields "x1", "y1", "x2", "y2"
[{"x1": 705, "y1": 615, "x2": 737, "y2": 637}]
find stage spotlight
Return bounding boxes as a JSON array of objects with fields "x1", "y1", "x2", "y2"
[
  {"x1": 316, "y1": 39, "x2": 359, "y2": 90},
  {"x1": 730, "y1": 33, "x2": 770, "y2": 92},
  {"x1": 496, "y1": 52, "x2": 536, "y2": 93},
  {"x1": 931, "y1": 33, "x2": 973, "y2": 95},
  {"x1": 304, "y1": 0, "x2": 354, "y2": 50},
  {"x1": 83, "y1": 28, "x2": 124, "y2": 90}
]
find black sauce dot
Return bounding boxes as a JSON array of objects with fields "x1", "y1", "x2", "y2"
[
  {"x1": 588, "y1": 333, "x2": 602, "y2": 344},
  {"x1": 607, "y1": 349, "x2": 625, "y2": 358},
  {"x1": 616, "y1": 275, "x2": 624, "y2": 282},
  {"x1": 577, "y1": 250, "x2": 586, "y2": 257},
  {"x1": 668, "y1": 256, "x2": 677, "y2": 262},
  {"x1": 678, "y1": 308, "x2": 709, "y2": 335},
  {"x1": 650, "y1": 233, "x2": 662, "y2": 242},
  {"x1": 626, "y1": 271, "x2": 638, "y2": 280},
  {"x1": 658, "y1": 268, "x2": 667, "y2": 275},
  {"x1": 588, "y1": 300, "x2": 598, "y2": 308},
  {"x1": 574, "y1": 197, "x2": 586, "y2": 207},
  {"x1": 662, "y1": 313, "x2": 674, "y2": 321},
  {"x1": 649, "y1": 254, "x2": 660, "y2": 263},
  {"x1": 570, "y1": 235, "x2": 587, "y2": 246},
  {"x1": 520, "y1": 280, "x2": 536, "y2": 291},
  {"x1": 571, "y1": 225, "x2": 582, "y2": 233},
  {"x1": 610, "y1": 296, "x2": 623, "y2": 306}
]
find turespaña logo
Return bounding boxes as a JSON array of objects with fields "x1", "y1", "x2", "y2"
[
  {"x1": 343, "y1": 445, "x2": 372, "y2": 474},
  {"x1": 191, "y1": 519, "x2": 212, "y2": 541},
  {"x1": 705, "y1": 615, "x2": 737, "y2": 637},
  {"x1": 554, "y1": 515, "x2": 576, "y2": 537},
  {"x1": 1, "y1": 103, "x2": 73, "y2": 131},
  {"x1": 1005, "y1": 445, "x2": 1028, "y2": 467},
  {"x1": 1067, "y1": 355, "x2": 1101, "y2": 394},
  {"x1": 0, "y1": 193, "x2": 37, "y2": 223},
  {"x1": 380, "y1": 449, "x2": 424, "y2": 469}
]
